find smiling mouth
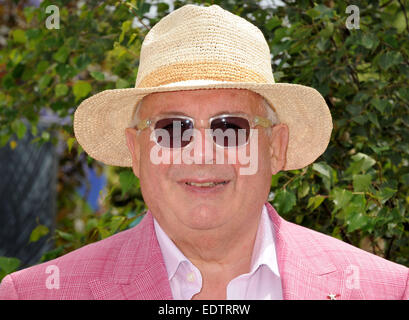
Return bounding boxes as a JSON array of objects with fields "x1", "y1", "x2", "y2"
[{"x1": 185, "y1": 181, "x2": 229, "y2": 187}]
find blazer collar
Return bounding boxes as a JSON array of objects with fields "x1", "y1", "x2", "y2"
[
  {"x1": 90, "y1": 203, "x2": 355, "y2": 300},
  {"x1": 89, "y1": 210, "x2": 173, "y2": 300},
  {"x1": 265, "y1": 202, "x2": 359, "y2": 300}
]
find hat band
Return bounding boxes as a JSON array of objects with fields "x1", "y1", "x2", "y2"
[{"x1": 136, "y1": 60, "x2": 273, "y2": 88}]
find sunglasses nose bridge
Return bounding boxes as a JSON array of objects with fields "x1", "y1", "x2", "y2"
[
  {"x1": 191, "y1": 118, "x2": 214, "y2": 143},
  {"x1": 194, "y1": 118, "x2": 208, "y2": 129}
]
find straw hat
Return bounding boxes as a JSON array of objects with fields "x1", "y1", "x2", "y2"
[{"x1": 73, "y1": 4, "x2": 332, "y2": 170}]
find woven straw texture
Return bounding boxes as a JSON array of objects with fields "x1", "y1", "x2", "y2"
[{"x1": 73, "y1": 4, "x2": 333, "y2": 170}]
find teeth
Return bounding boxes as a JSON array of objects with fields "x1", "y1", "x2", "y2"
[{"x1": 186, "y1": 181, "x2": 227, "y2": 187}]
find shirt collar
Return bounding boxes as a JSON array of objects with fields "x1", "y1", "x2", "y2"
[
  {"x1": 153, "y1": 204, "x2": 280, "y2": 281},
  {"x1": 154, "y1": 218, "x2": 190, "y2": 281},
  {"x1": 249, "y1": 204, "x2": 280, "y2": 277}
]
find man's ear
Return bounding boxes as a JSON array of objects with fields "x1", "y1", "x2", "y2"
[
  {"x1": 269, "y1": 123, "x2": 289, "y2": 175},
  {"x1": 125, "y1": 128, "x2": 141, "y2": 178}
]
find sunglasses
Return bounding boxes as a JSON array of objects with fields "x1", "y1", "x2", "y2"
[{"x1": 134, "y1": 113, "x2": 275, "y2": 149}]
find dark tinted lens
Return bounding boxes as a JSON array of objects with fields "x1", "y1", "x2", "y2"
[
  {"x1": 154, "y1": 118, "x2": 193, "y2": 148},
  {"x1": 211, "y1": 116, "x2": 250, "y2": 147}
]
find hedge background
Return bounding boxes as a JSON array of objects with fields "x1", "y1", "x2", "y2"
[{"x1": 0, "y1": 0, "x2": 408, "y2": 280}]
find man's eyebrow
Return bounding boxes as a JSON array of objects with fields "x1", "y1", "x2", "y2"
[
  {"x1": 153, "y1": 109, "x2": 247, "y2": 118},
  {"x1": 147, "y1": 109, "x2": 247, "y2": 118},
  {"x1": 211, "y1": 110, "x2": 247, "y2": 116},
  {"x1": 154, "y1": 110, "x2": 190, "y2": 117}
]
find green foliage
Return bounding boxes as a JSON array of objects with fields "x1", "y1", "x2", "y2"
[
  {"x1": 260, "y1": 0, "x2": 409, "y2": 265},
  {"x1": 29, "y1": 224, "x2": 50, "y2": 243},
  {"x1": 0, "y1": 257, "x2": 21, "y2": 282},
  {"x1": 1, "y1": 0, "x2": 408, "y2": 270}
]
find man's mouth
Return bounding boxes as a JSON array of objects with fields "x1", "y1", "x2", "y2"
[
  {"x1": 178, "y1": 179, "x2": 230, "y2": 194},
  {"x1": 185, "y1": 181, "x2": 228, "y2": 187}
]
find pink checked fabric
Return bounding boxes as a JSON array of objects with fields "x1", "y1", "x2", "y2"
[{"x1": 0, "y1": 202, "x2": 408, "y2": 300}]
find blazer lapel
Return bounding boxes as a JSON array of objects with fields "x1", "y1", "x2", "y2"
[
  {"x1": 89, "y1": 211, "x2": 173, "y2": 300},
  {"x1": 89, "y1": 202, "x2": 362, "y2": 300},
  {"x1": 265, "y1": 202, "x2": 357, "y2": 300}
]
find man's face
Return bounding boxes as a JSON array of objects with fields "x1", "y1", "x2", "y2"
[{"x1": 125, "y1": 89, "x2": 288, "y2": 239}]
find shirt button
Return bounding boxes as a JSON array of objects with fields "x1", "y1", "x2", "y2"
[{"x1": 187, "y1": 272, "x2": 195, "y2": 282}]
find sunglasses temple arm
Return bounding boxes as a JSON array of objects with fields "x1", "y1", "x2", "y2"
[
  {"x1": 254, "y1": 116, "x2": 273, "y2": 128},
  {"x1": 136, "y1": 119, "x2": 151, "y2": 130}
]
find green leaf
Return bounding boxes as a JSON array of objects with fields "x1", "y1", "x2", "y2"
[
  {"x1": 378, "y1": 51, "x2": 403, "y2": 70},
  {"x1": 52, "y1": 46, "x2": 70, "y2": 63},
  {"x1": 12, "y1": 120, "x2": 27, "y2": 140},
  {"x1": 73, "y1": 81, "x2": 92, "y2": 100},
  {"x1": 38, "y1": 74, "x2": 53, "y2": 90},
  {"x1": 346, "y1": 104, "x2": 363, "y2": 116},
  {"x1": 331, "y1": 188, "x2": 353, "y2": 213},
  {"x1": 30, "y1": 124, "x2": 38, "y2": 137},
  {"x1": 312, "y1": 162, "x2": 331, "y2": 180},
  {"x1": 271, "y1": 172, "x2": 283, "y2": 188},
  {"x1": 116, "y1": 78, "x2": 129, "y2": 89},
  {"x1": 312, "y1": 162, "x2": 334, "y2": 190},
  {"x1": 367, "y1": 112, "x2": 380, "y2": 128},
  {"x1": 67, "y1": 137, "x2": 76, "y2": 153},
  {"x1": 306, "y1": 8, "x2": 320, "y2": 19},
  {"x1": 343, "y1": 194, "x2": 367, "y2": 230},
  {"x1": 12, "y1": 29, "x2": 27, "y2": 44},
  {"x1": 346, "y1": 153, "x2": 376, "y2": 175},
  {"x1": 352, "y1": 114, "x2": 368, "y2": 125},
  {"x1": 297, "y1": 181, "x2": 310, "y2": 198},
  {"x1": 351, "y1": 153, "x2": 376, "y2": 169},
  {"x1": 295, "y1": 215, "x2": 303, "y2": 224},
  {"x1": 119, "y1": 170, "x2": 138, "y2": 196},
  {"x1": 56, "y1": 230, "x2": 75, "y2": 242},
  {"x1": 266, "y1": 16, "x2": 281, "y2": 31},
  {"x1": 75, "y1": 54, "x2": 91, "y2": 70},
  {"x1": 347, "y1": 211, "x2": 369, "y2": 232},
  {"x1": 400, "y1": 173, "x2": 409, "y2": 186},
  {"x1": 29, "y1": 224, "x2": 49, "y2": 243},
  {"x1": 0, "y1": 133, "x2": 11, "y2": 148},
  {"x1": 315, "y1": 4, "x2": 333, "y2": 17},
  {"x1": 376, "y1": 187, "x2": 397, "y2": 204},
  {"x1": 371, "y1": 98, "x2": 388, "y2": 113},
  {"x1": 85, "y1": 218, "x2": 98, "y2": 232},
  {"x1": 97, "y1": 227, "x2": 110, "y2": 240},
  {"x1": 35, "y1": 61, "x2": 49, "y2": 74},
  {"x1": 397, "y1": 88, "x2": 409, "y2": 102},
  {"x1": 109, "y1": 216, "x2": 125, "y2": 234},
  {"x1": 319, "y1": 22, "x2": 334, "y2": 38},
  {"x1": 0, "y1": 257, "x2": 20, "y2": 274},
  {"x1": 307, "y1": 195, "x2": 325, "y2": 210},
  {"x1": 90, "y1": 71, "x2": 105, "y2": 81},
  {"x1": 55, "y1": 83, "x2": 69, "y2": 97},
  {"x1": 41, "y1": 131, "x2": 50, "y2": 141},
  {"x1": 119, "y1": 20, "x2": 132, "y2": 43},
  {"x1": 358, "y1": 33, "x2": 379, "y2": 49},
  {"x1": 353, "y1": 174, "x2": 372, "y2": 192},
  {"x1": 40, "y1": 246, "x2": 64, "y2": 263},
  {"x1": 272, "y1": 189, "x2": 296, "y2": 214}
]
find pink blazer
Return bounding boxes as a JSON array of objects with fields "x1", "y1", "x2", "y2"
[{"x1": 1, "y1": 203, "x2": 408, "y2": 299}]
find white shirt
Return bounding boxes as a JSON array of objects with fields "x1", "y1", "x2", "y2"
[{"x1": 153, "y1": 204, "x2": 283, "y2": 300}]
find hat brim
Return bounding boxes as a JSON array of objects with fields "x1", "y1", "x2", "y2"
[{"x1": 73, "y1": 81, "x2": 332, "y2": 170}]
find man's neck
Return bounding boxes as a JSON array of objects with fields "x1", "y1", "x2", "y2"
[{"x1": 169, "y1": 209, "x2": 263, "y2": 297}]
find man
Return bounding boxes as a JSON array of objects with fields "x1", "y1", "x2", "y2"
[{"x1": 0, "y1": 4, "x2": 408, "y2": 300}]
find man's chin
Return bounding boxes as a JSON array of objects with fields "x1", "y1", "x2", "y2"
[{"x1": 179, "y1": 205, "x2": 228, "y2": 231}]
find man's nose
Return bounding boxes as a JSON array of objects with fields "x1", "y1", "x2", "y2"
[{"x1": 191, "y1": 127, "x2": 219, "y2": 165}]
